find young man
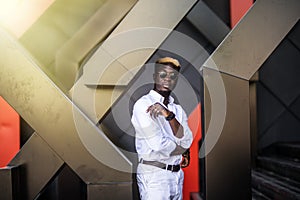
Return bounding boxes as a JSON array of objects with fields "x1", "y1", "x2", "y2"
[{"x1": 131, "y1": 57, "x2": 193, "y2": 200}]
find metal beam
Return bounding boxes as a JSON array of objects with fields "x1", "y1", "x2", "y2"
[
  {"x1": 0, "y1": 27, "x2": 132, "y2": 190},
  {"x1": 55, "y1": 0, "x2": 137, "y2": 91},
  {"x1": 82, "y1": 0, "x2": 198, "y2": 86},
  {"x1": 205, "y1": 0, "x2": 300, "y2": 80},
  {"x1": 8, "y1": 133, "x2": 64, "y2": 200},
  {"x1": 186, "y1": 1, "x2": 230, "y2": 47},
  {"x1": 71, "y1": 0, "x2": 198, "y2": 123},
  {"x1": 202, "y1": 0, "x2": 300, "y2": 199},
  {"x1": 203, "y1": 68, "x2": 251, "y2": 199}
]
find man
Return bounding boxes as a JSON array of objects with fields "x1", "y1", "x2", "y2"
[{"x1": 131, "y1": 57, "x2": 193, "y2": 200}]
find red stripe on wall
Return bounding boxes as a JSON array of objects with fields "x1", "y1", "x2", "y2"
[
  {"x1": 230, "y1": 0, "x2": 253, "y2": 28},
  {"x1": 183, "y1": 104, "x2": 202, "y2": 200},
  {"x1": 0, "y1": 96, "x2": 20, "y2": 167}
]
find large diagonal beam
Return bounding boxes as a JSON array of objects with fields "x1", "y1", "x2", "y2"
[
  {"x1": 205, "y1": 0, "x2": 300, "y2": 80},
  {"x1": 55, "y1": 0, "x2": 137, "y2": 91},
  {"x1": 0, "y1": 27, "x2": 132, "y2": 196},
  {"x1": 71, "y1": 0, "x2": 198, "y2": 123}
]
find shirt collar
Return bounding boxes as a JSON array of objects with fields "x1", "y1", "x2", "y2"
[{"x1": 149, "y1": 90, "x2": 174, "y2": 104}]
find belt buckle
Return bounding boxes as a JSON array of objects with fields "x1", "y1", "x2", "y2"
[{"x1": 166, "y1": 164, "x2": 174, "y2": 172}]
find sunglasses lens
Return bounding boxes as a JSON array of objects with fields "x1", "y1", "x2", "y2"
[
  {"x1": 158, "y1": 72, "x2": 178, "y2": 80},
  {"x1": 159, "y1": 72, "x2": 167, "y2": 79},
  {"x1": 170, "y1": 73, "x2": 177, "y2": 80}
]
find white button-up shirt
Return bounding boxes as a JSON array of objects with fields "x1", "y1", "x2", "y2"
[{"x1": 131, "y1": 90, "x2": 193, "y2": 165}]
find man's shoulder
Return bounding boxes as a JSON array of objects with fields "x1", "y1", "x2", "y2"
[
  {"x1": 134, "y1": 94, "x2": 151, "y2": 105},
  {"x1": 133, "y1": 93, "x2": 152, "y2": 108}
]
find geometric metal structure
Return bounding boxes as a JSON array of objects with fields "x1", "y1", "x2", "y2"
[
  {"x1": 202, "y1": 0, "x2": 300, "y2": 199},
  {"x1": 0, "y1": 0, "x2": 197, "y2": 199},
  {"x1": 0, "y1": 29, "x2": 131, "y2": 199},
  {"x1": 1, "y1": 0, "x2": 299, "y2": 199}
]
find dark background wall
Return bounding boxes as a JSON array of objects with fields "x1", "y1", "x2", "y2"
[{"x1": 257, "y1": 20, "x2": 300, "y2": 150}]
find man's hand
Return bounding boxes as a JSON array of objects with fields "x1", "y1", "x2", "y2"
[
  {"x1": 180, "y1": 149, "x2": 190, "y2": 168},
  {"x1": 146, "y1": 102, "x2": 169, "y2": 118}
]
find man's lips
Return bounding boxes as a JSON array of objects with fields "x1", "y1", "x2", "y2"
[{"x1": 162, "y1": 84, "x2": 170, "y2": 88}]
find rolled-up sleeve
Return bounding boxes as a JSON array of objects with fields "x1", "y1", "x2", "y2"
[
  {"x1": 131, "y1": 99, "x2": 176, "y2": 157},
  {"x1": 174, "y1": 107, "x2": 193, "y2": 149}
]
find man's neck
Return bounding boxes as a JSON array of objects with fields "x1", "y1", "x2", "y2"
[
  {"x1": 154, "y1": 88, "x2": 170, "y2": 97},
  {"x1": 154, "y1": 88, "x2": 171, "y2": 106}
]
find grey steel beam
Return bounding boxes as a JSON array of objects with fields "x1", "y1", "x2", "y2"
[
  {"x1": 205, "y1": 0, "x2": 300, "y2": 80},
  {"x1": 86, "y1": 183, "x2": 132, "y2": 200},
  {"x1": 202, "y1": 0, "x2": 300, "y2": 199},
  {"x1": 55, "y1": 0, "x2": 137, "y2": 91},
  {"x1": 203, "y1": 68, "x2": 251, "y2": 200},
  {"x1": 0, "y1": 26, "x2": 132, "y2": 196},
  {"x1": 186, "y1": 0, "x2": 230, "y2": 47},
  {"x1": 71, "y1": 0, "x2": 198, "y2": 123},
  {"x1": 8, "y1": 133, "x2": 64, "y2": 200},
  {"x1": 82, "y1": 0, "x2": 198, "y2": 86}
]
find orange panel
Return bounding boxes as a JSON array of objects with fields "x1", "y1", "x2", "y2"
[
  {"x1": 183, "y1": 104, "x2": 202, "y2": 200},
  {"x1": 230, "y1": 0, "x2": 253, "y2": 28},
  {"x1": 0, "y1": 96, "x2": 20, "y2": 167}
]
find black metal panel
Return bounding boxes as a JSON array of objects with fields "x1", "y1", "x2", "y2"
[
  {"x1": 203, "y1": 0, "x2": 230, "y2": 26},
  {"x1": 259, "y1": 39, "x2": 300, "y2": 106},
  {"x1": 258, "y1": 21, "x2": 300, "y2": 149},
  {"x1": 0, "y1": 166, "x2": 20, "y2": 200},
  {"x1": 37, "y1": 164, "x2": 86, "y2": 200},
  {"x1": 9, "y1": 133, "x2": 64, "y2": 200},
  {"x1": 288, "y1": 20, "x2": 300, "y2": 50},
  {"x1": 290, "y1": 96, "x2": 300, "y2": 119},
  {"x1": 257, "y1": 82, "x2": 286, "y2": 137},
  {"x1": 259, "y1": 111, "x2": 300, "y2": 149},
  {"x1": 186, "y1": 1, "x2": 230, "y2": 47}
]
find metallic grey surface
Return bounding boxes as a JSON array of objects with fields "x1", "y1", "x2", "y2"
[
  {"x1": 186, "y1": 1, "x2": 230, "y2": 47},
  {"x1": 203, "y1": 68, "x2": 251, "y2": 200},
  {"x1": 82, "y1": 0, "x2": 197, "y2": 86},
  {"x1": 86, "y1": 183, "x2": 133, "y2": 200},
  {"x1": 0, "y1": 166, "x2": 20, "y2": 200},
  {"x1": 0, "y1": 27, "x2": 132, "y2": 198},
  {"x1": 250, "y1": 82, "x2": 258, "y2": 167},
  {"x1": 202, "y1": 0, "x2": 300, "y2": 199},
  {"x1": 9, "y1": 133, "x2": 64, "y2": 200},
  {"x1": 205, "y1": 0, "x2": 300, "y2": 80}
]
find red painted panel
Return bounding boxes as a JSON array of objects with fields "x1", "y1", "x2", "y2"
[
  {"x1": 230, "y1": 0, "x2": 253, "y2": 28},
  {"x1": 0, "y1": 96, "x2": 20, "y2": 167},
  {"x1": 183, "y1": 104, "x2": 202, "y2": 200}
]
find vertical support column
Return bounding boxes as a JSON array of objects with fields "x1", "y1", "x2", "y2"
[
  {"x1": 250, "y1": 72, "x2": 258, "y2": 167},
  {"x1": 203, "y1": 68, "x2": 251, "y2": 200}
]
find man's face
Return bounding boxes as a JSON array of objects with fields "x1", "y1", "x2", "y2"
[{"x1": 154, "y1": 65, "x2": 179, "y2": 92}]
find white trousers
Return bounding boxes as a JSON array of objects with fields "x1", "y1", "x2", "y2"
[{"x1": 136, "y1": 164, "x2": 184, "y2": 200}]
